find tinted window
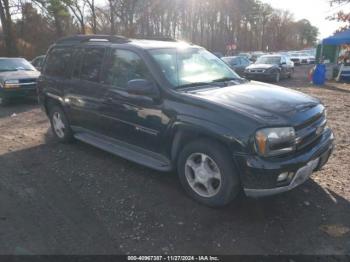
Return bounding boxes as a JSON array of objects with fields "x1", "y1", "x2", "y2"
[
  {"x1": 80, "y1": 48, "x2": 105, "y2": 82},
  {"x1": 72, "y1": 49, "x2": 84, "y2": 79},
  {"x1": 104, "y1": 49, "x2": 151, "y2": 88},
  {"x1": 240, "y1": 57, "x2": 249, "y2": 66},
  {"x1": 44, "y1": 48, "x2": 72, "y2": 77}
]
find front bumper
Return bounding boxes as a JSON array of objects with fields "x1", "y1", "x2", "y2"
[
  {"x1": 235, "y1": 128, "x2": 334, "y2": 197},
  {"x1": 244, "y1": 72, "x2": 275, "y2": 81},
  {"x1": 291, "y1": 59, "x2": 301, "y2": 65},
  {"x1": 0, "y1": 87, "x2": 37, "y2": 99}
]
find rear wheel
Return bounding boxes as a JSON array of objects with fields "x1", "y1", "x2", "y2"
[
  {"x1": 177, "y1": 139, "x2": 241, "y2": 207},
  {"x1": 48, "y1": 105, "x2": 74, "y2": 143}
]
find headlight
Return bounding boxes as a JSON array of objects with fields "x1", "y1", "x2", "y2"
[
  {"x1": 4, "y1": 79, "x2": 20, "y2": 88},
  {"x1": 255, "y1": 127, "x2": 296, "y2": 157}
]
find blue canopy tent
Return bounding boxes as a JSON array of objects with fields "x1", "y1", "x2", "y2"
[
  {"x1": 323, "y1": 28, "x2": 350, "y2": 46},
  {"x1": 321, "y1": 29, "x2": 350, "y2": 81},
  {"x1": 320, "y1": 29, "x2": 350, "y2": 60}
]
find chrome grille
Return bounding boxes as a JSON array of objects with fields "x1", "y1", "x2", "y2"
[
  {"x1": 249, "y1": 69, "x2": 265, "y2": 73},
  {"x1": 295, "y1": 112, "x2": 327, "y2": 151},
  {"x1": 19, "y1": 78, "x2": 37, "y2": 88},
  {"x1": 19, "y1": 78, "x2": 37, "y2": 84}
]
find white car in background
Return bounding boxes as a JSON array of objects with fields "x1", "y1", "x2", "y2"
[
  {"x1": 289, "y1": 52, "x2": 302, "y2": 65},
  {"x1": 298, "y1": 53, "x2": 315, "y2": 64},
  {"x1": 289, "y1": 52, "x2": 314, "y2": 65}
]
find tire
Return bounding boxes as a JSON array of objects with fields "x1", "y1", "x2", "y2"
[
  {"x1": 273, "y1": 71, "x2": 280, "y2": 83},
  {"x1": 288, "y1": 69, "x2": 293, "y2": 79},
  {"x1": 48, "y1": 105, "x2": 74, "y2": 143},
  {"x1": 177, "y1": 139, "x2": 241, "y2": 207}
]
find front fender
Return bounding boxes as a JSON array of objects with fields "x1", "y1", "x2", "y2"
[{"x1": 167, "y1": 115, "x2": 248, "y2": 162}]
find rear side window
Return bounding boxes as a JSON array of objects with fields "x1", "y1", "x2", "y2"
[
  {"x1": 44, "y1": 48, "x2": 72, "y2": 77},
  {"x1": 80, "y1": 48, "x2": 105, "y2": 82},
  {"x1": 104, "y1": 49, "x2": 152, "y2": 89}
]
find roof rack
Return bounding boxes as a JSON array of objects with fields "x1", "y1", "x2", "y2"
[
  {"x1": 133, "y1": 35, "x2": 178, "y2": 42},
  {"x1": 56, "y1": 35, "x2": 130, "y2": 44}
]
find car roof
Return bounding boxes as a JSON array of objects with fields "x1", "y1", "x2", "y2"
[
  {"x1": 127, "y1": 39, "x2": 197, "y2": 50},
  {"x1": 54, "y1": 34, "x2": 198, "y2": 50}
]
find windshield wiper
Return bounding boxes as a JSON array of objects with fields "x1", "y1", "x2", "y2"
[
  {"x1": 212, "y1": 77, "x2": 245, "y2": 83},
  {"x1": 213, "y1": 77, "x2": 241, "y2": 83},
  {"x1": 176, "y1": 82, "x2": 212, "y2": 89},
  {"x1": 0, "y1": 69, "x2": 17, "y2": 72}
]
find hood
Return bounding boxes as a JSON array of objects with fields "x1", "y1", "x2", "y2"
[
  {"x1": 0, "y1": 70, "x2": 40, "y2": 82},
  {"x1": 246, "y1": 64, "x2": 277, "y2": 70},
  {"x1": 184, "y1": 81, "x2": 321, "y2": 125}
]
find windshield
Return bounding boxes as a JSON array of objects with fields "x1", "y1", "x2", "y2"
[
  {"x1": 0, "y1": 58, "x2": 36, "y2": 72},
  {"x1": 149, "y1": 48, "x2": 240, "y2": 88},
  {"x1": 256, "y1": 56, "x2": 281, "y2": 65}
]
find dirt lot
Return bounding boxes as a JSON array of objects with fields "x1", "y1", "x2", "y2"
[{"x1": 0, "y1": 66, "x2": 349, "y2": 255}]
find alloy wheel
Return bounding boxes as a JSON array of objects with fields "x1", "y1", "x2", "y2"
[
  {"x1": 52, "y1": 111, "x2": 65, "y2": 138},
  {"x1": 184, "y1": 153, "x2": 222, "y2": 198}
]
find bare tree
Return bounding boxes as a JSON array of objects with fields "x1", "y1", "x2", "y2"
[
  {"x1": 0, "y1": 0, "x2": 18, "y2": 56},
  {"x1": 63, "y1": 0, "x2": 86, "y2": 34},
  {"x1": 86, "y1": 0, "x2": 97, "y2": 33}
]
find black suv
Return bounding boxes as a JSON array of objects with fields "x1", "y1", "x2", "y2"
[{"x1": 37, "y1": 35, "x2": 334, "y2": 207}]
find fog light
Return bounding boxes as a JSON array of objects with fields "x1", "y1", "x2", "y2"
[
  {"x1": 277, "y1": 172, "x2": 295, "y2": 183},
  {"x1": 277, "y1": 172, "x2": 289, "y2": 182},
  {"x1": 288, "y1": 172, "x2": 295, "y2": 181}
]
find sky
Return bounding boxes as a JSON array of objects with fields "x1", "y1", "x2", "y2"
[{"x1": 261, "y1": 0, "x2": 349, "y2": 39}]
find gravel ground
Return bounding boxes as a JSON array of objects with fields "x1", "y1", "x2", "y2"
[{"x1": 0, "y1": 65, "x2": 349, "y2": 255}]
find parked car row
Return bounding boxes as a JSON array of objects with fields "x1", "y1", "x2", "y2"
[
  {"x1": 221, "y1": 49, "x2": 315, "y2": 65},
  {"x1": 289, "y1": 52, "x2": 315, "y2": 65},
  {"x1": 221, "y1": 54, "x2": 294, "y2": 83},
  {"x1": 220, "y1": 48, "x2": 316, "y2": 83}
]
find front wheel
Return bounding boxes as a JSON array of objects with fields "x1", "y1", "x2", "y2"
[
  {"x1": 288, "y1": 69, "x2": 294, "y2": 79},
  {"x1": 177, "y1": 139, "x2": 241, "y2": 207},
  {"x1": 273, "y1": 71, "x2": 280, "y2": 83},
  {"x1": 49, "y1": 105, "x2": 74, "y2": 143}
]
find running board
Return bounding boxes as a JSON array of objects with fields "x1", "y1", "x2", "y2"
[{"x1": 74, "y1": 132, "x2": 172, "y2": 172}]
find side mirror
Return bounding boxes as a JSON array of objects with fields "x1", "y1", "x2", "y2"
[
  {"x1": 281, "y1": 62, "x2": 287, "y2": 65},
  {"x1": 127, "y1": 79, "x2": 159, "y2": 98}
]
